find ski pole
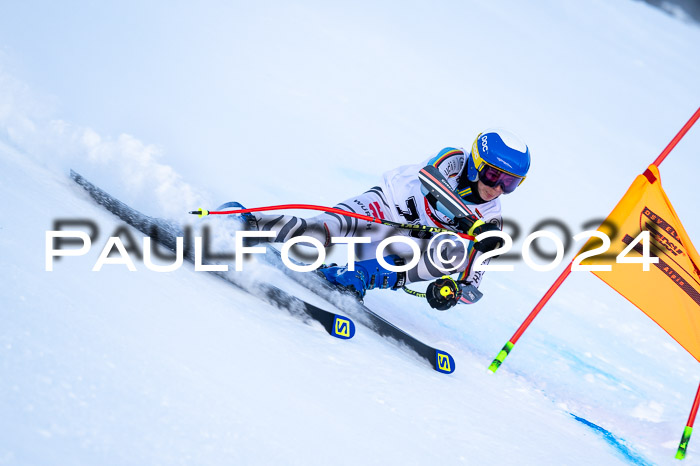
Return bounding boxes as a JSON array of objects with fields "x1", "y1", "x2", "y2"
[{"x1": 189, "y1": 204, "x2": 475, "y2": 241}]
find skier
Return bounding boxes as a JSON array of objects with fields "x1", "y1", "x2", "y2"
[{"x1": 242, "y1": 128, "x2": 530, "y2": 311}]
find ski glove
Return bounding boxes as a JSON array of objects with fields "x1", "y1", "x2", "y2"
[
  {"x1": 471, "y1": 222, "x2": 504, "y2": 253},
  {"x1": 456, "y1": 216, "x2": 503, "y2": 253},
  {"x1": 426, "y1": 276, "x2": 462, "y2": 311}
]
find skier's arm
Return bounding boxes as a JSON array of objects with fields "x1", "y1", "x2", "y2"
[
  {"x1": 418, "y1": 148, "x2": 473, "y2": 220},
  {"x1": 418, "y1": 150, "x2": 503, "y2": 253},
  {"x1": 425, "y1": 147, "x2": 465, "y2": 187},
  {"x1": 453, "y1": 214, "x2": 505, "y2": 304},
  {"x1": 456, "y1": 215, "x2": 502, "y2": 285},
  {"x1": 424, "y1": 212, "x2": 501, "y2": 309}
]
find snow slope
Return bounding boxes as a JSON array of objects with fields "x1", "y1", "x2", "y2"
[
  {"x1": 1, "y1": 141, "x2": 637, "y2": 466},
  {"x1": 2, "y1": 0, "x2": 700, "y2": 465}
]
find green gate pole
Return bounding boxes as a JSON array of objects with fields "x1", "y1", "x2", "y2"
[{"x1": 677, "y1": 381, "x2": 700, "y2": 460}]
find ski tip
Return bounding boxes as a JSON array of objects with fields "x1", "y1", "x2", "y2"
[
  {"x1": 435, "y1": 350, "x2": 455, "y2": 374},
  {"x1": 331, "y1": 315, "x2": 356, "y2": 339}
]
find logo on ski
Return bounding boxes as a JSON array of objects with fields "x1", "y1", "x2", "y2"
[
  {"x1": 332, "y1": 316, "x2": 355, "y2": 339},
  {"x1": 435, "y1": 350, "x2": 455, "y2": 374}
]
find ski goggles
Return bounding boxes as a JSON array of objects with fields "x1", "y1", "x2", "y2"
[{"x1": 478, "y1": 164, "x2": 525, "y2": 194}]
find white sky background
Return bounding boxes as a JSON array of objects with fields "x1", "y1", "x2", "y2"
[{"x1": 1, "y1": 0, "x2": 698, "y2": 224}]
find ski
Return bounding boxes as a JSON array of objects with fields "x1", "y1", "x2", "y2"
[
  {"x1": 69, "y1": 170, "x2": 355, "y2": 340},
  {"x1": 261, "y1": 246, "x2": 456, "y2": 374}
]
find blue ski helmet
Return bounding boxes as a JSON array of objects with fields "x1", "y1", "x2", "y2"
[{"x1": 467, "y1": 129, "x2": 530, "y2": 194}]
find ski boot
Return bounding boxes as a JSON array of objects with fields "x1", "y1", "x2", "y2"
[{"x1": 317, "y1": 255, "x2": 406, "y2": 300}]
